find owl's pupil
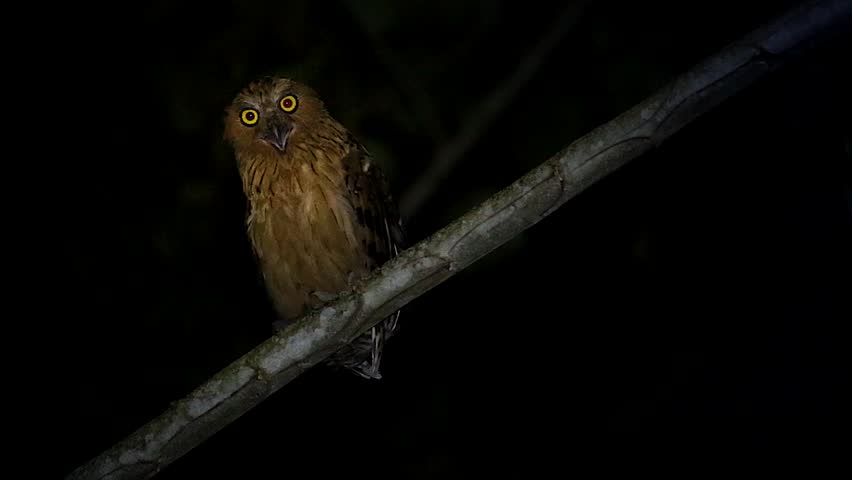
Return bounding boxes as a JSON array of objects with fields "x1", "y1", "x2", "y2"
[
  {"x1": 284, "y1": 99, "x2": 292, "y2": 108},
  {"x1": 247, "y1": 112, "x2": 255, "y2": 120}
]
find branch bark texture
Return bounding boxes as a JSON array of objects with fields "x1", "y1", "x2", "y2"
[{"x1": 67, "y1": 1, "x2": 851, "y2": 478}]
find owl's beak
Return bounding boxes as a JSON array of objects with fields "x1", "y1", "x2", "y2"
[{"x1": 260, "y1": 120, "x2": 292, "y2": 152}]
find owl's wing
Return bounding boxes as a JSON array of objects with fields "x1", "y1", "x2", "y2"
[
  {"x1": 341, "y1": 137, "x2": 406, "y2": 269},
  {"x1": 330, "y1": 137, "x2": 406, "y2": 379}
]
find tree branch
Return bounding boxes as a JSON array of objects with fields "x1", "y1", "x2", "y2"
[{"x1": 66, "y1": 1, "x2": 851, "y2": 478}]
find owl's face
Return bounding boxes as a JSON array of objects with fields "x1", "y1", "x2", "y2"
[{"x1": 224, "y1": 77, "x2": 330, "y2": 156}]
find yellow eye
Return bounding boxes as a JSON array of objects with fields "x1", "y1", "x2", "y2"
[
  {"x1": 240, "y1": 109, "x2": 259, "y2": 126},
  {"x1": 279, "y1": 95, "x2": 298, "y2": 113}
]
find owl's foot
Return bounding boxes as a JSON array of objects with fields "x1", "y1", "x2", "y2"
[
  {"x1": 311, "y1": 290, "x2": 339, "y2": 303},
  {"x1": 272, "y1": 318, "x2": 292, "y2": 333},
  {"x1": 347, "y1": 271, "x2": 372, "y2": 286}
]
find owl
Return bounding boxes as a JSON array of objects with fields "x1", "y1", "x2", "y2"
[{"x1": 223, "y1": 77, "x2": 406, "y2": 379}]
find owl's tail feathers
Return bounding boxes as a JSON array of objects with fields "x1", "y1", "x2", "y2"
[
  {"x1": 333, "y1": 311, "x2": 401, "y2": 380},
  {"x1": 347, "y1": 324, "x2": 386, "y2": 379},
  {"x1": 350, "y1": 363, "x2": 383, "y2": 380}
]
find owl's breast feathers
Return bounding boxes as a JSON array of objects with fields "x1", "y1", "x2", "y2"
[{"x1": 239, "y1": 127, "x2": 405, "y2": 372}]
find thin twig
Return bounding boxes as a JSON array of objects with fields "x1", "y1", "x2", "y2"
[
  {"x1": 399, "y1": 1, "x2": 590, "y2": 218},
  {"x1": 340, "y1": 0, "x2": 447, "y2": 142},
  {"x1": 66, "y1": 2, "x2": 851, "y2": 478}
]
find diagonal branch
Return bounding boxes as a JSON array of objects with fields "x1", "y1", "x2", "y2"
[{"x1": 66, "y1": 1, "x2": 851, "y2": 479}]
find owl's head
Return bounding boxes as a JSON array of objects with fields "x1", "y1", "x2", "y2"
[{"x1": 223, "y1": 77, "x2": 333, "y2": 156}]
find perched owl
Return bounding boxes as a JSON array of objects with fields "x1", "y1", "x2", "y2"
[{"x1": 223, "y1": 77, "x2": 405, "y2": 379}]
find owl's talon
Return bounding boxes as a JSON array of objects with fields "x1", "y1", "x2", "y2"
[
  {"x1": 311, "y1": 290, "x2": 338, "y2": 303},
  {"x1": 348, "y1": 271, "x2": 373, "y2": 287},
  {"x1": 271, "y1": 318, "x2": 295, "y2": 334}
]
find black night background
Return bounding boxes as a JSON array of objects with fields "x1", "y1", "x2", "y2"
[{"x1": 34, "y1": 0, "x2": 851, "y2": 477}]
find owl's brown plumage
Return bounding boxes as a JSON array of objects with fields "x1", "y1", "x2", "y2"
[{"x1": 224, "y1": 77, "x2": 405, "y2": 379}]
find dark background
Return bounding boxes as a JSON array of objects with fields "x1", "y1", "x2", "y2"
[{"x1": 40, "y1": 0, "x2": 850, "y2": 477}]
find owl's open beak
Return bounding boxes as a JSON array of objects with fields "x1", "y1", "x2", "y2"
[{"x1": 260, "y1": 121, "x2": 292, "y2": 152}]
